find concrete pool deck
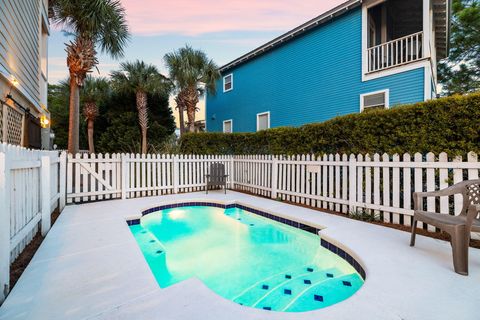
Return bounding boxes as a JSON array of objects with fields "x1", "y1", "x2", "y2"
[{"x1": 0, "y1": 191, "x2": 479, "y2": 320}]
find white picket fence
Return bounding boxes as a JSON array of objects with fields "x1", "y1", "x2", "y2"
[
  {"x1": 65, "y1": 152, "x2": 480, "y2": 230},
  {"x1": 262, "y1": 153, "x2": 480, "y2": 231},
  {"x1": 66, "y1": 154, "x2": 233, "y2": 203},
  {"x1": 0, "y1": 144, "x2": 66, "y2": 302}
]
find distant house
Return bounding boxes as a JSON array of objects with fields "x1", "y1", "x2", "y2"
[
  {"x1": 0, "y1": 0, "x2": 50, "y2": 148},
  {"x1": 206, "y1": 0, "x2": 450, "y2": 133}
]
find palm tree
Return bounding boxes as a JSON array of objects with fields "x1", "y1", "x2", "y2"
[
  {"x1": 82, "y1": 76, "x2": 109, "y2": 153},
  {"x1": 164, "y1": 46, "x2": 220, "y2": 134},
  {"x1": 110, "y1": 61, "x2": 171, "y2": 154},
  {"x1": 49, "y1": 0, "x2": 129, "y2": 154}
]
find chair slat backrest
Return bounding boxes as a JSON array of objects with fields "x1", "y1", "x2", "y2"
[
  {"x1": 461, "y1": 180, "x2": 480, "y2": 216},
  {"x1": 466, "y1": 184, "x2": 480, "y2": 205},
  {"x1": 209, "y1": 163, "x2": 226, "y2": 184}
]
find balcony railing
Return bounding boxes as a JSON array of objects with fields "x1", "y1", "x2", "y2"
[{"x1": 367, "y1": 31, "x2": 423, "y2": 73}]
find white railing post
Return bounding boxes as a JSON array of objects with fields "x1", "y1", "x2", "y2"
[
  {"x1": 173, "y1": 155, "x2": 179, "y2": 194},
  {"x1": 0, "y1": 151, "x2": 11, "y2": 302},
  {"x1": 40, "y1": 155, "x2": 51, "y2": 237},
  {"x1": 59, "y1": 152, "x2": 67, "y2": 211},
  {"x1": 348, "y1": 154, "x2": 357, "y2": 213},
  {"x1": 121, "y1": 153, "x2": 128, "y2": 200},
  {"x1": 271, "y1": 156, "x2": 278, "y2": 199}
]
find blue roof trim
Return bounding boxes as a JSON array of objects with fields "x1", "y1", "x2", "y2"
[{"x1": 220, "y1": 0, "x2": 362, "y2": 72}]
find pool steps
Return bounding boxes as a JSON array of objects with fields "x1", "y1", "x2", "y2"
[
  {"x1": 284, "y1": 273, "x2": 362, "y2": 312},
  {"x1": 234, "y1": 267, "x2": 361, "y2": 312},
  {"x1": 250, "y1": 268, "x2": 340, "y2": 308}
]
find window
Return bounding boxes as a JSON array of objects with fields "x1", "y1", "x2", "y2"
[
  {"x1": 223, "y1": 74, "x2": 233, "y2": 92},
  {"x1": 256, "y1": 112, "x2": 270, "y2": 131},
  {"x1": 223, "y1": 119, "x2": 233, "y2": 133},
  {"x1": 360, "y1": 89, "x2": 389, "y2": 112}
]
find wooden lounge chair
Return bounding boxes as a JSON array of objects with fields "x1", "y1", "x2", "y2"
[
  {"x1": 410, "y1": 179, "x2": 480, "y2": 275},
  {"x1": 205, "y1": 163, "x2": 228, "y2": 194}
]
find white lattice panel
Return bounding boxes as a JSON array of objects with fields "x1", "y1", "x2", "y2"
[
  {"x1": 6, "y1": 106, "x2": 23, "y2": 145},
  {"x1": 0, "y1": 105, "x2": 3, "y2": 143}
]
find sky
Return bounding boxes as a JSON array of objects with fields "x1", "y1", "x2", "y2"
[{"x1": 48, "y1": 0, "x2": 346, "y2": 122}]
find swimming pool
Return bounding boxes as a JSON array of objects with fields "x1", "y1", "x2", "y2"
[{"x1": 129, "y1": 204, "x2": 364, "y2": 312}]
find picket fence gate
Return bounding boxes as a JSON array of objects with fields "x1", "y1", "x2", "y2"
[
  {"x1": 0, "y1": 144, "x2": 66, "y2": 302},
  {"x1": 66, "y1": 154, "x2": 233, "y2": 203}
]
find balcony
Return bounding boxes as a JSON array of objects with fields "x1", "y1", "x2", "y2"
[{"x1": 367, "y1": 31, "x2": 423, "y2": 73}]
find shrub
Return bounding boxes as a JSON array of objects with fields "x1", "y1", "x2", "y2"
[
  {"x1": 179, "y1": 93, "x2": 480, "y2": 156},
  {"x1": 97, "y1": 112, "x2": 171, "y2": 153}
]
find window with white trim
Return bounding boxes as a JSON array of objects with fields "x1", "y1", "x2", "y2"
[
  {"x1": 256, "y1": 112, "x2": 270, "y2": 131},
  {"x1": 223, "y1": 119, "x2": 233, "y2": 133},
  {"x1": 360, "y1": 89, "x2": 389, "y2": 112},
  {"x1": 223, "y1": 74, "x2": 233, "y2": 92}
]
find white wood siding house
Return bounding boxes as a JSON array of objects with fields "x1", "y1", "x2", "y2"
[{"x1": 0, "y1": 0, "x2": 49, "y2": 149}]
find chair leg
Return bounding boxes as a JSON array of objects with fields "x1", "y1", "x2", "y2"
[
  {"x1": 410, "y1": 218, "x2": 417, "y2": 247},
  {"x1": 206, "y1": 184, "x2": 208, "y2": 195},
  {"x1": 450, "y1": 225, "x2": 469, "y2": 276},
  {"x1": 224, "y1": 184, "x2": 227, "y2": 194}
]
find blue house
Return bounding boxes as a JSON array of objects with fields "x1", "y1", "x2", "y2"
[{"x1": 206, "y1": 0, "x2": 450, "y2": 133}]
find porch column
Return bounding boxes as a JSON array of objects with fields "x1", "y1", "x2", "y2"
[{"x1": 423, "y1": 0, "x2": 432, "y2": 58}]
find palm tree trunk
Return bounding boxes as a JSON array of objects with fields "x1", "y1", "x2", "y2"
[
  {"x1": 87, "y1": 119, "x2": 95, "y2": 154},
  {"x1": 68, "y1": 76, "x2": 80, "y2": 154},
  {"x1": 136, "y1": 90, "x2": 149, "y2": 154},
  {"x1": 175, "y1": 95, "x2": 186, "y2": 135},
  {"x1": 184, "y1": 86, "x2": 199, "y2": 133},
  {"x1": 141, "y1": 128, "x2": 147, "y2": 154},
  {"x1": 187, "y1": 105, "x2": 196, "y2": 133},
  {"x1": 178, "y1": 106, "x2": 185, "y2": 134}
]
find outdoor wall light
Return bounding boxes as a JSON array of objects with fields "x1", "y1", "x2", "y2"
[
  {"x1": 40, "y1": 115, "x2": 50, "y2": 128},
  {"x1": 10, "y1": 76, "x2": 19, "y2": 87},
  {"x1": 8, "y1": 75, "x2": 19, "y2": 95}
]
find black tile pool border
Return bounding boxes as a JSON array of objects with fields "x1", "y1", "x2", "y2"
[{"x1": 127, "y1": 202, "x2": 366, "y2": 280}]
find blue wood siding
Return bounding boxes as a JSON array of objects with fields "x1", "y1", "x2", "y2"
[{"x1": 206, "y1": 8, "x2": 425, "y2": 133}]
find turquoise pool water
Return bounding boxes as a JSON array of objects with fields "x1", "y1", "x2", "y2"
[{"x1": 129, "y1": 206, "x2": 363, "y2": 312}]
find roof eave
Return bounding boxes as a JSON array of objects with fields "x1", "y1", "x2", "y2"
[{"x1": 219, "y1": 0, "x2": 362, "y2": 73}]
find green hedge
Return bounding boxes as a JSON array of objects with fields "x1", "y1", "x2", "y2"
[{"x1": 179, "y1": 93, "x2": 480, "y2": 156}]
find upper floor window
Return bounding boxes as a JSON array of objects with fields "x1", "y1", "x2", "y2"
[
  {"x1": 256, "y1": 112, "x2": 270, "y2": 131},
  {"x1": 223, "y1": 74, "x2": 233, "y2": 92},
  {"x1": 223, "y1": 119, "x2": 233, "y2": 133},
  {"x1": 360, "y1": 89, "x2": 389, "y2": 112}
]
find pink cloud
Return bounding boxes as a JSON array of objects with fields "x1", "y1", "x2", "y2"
[{"x1": 121, "y1": 0, "x2": 347, "y2": 36}]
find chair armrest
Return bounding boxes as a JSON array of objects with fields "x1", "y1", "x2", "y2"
[
  {"x1": 466, "y1": 204, "x2": 480, "y2": 229},
  {"x1": 413, "y1": 186, "x2": 465, "y2": 210}
]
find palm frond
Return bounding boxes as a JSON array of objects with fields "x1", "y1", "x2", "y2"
[
  {"x1": 110, "y1": 60, "x2": 172, "y2": 96},
  {"x1": 164, "y1": 45, "x2": 221, "y2": 95},
  {"x1": 49, "y1": 0, "x2": 130, "y2": 59},
  {"x1": 82, "y1": 76, "x2": 110, "y2": 103}
]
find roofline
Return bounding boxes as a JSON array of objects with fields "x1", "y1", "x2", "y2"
[
  {"x1": 446, "y1": 0, "x2": 451, "y2": 55},
  {"x1": 219, "y1": 0, "x2": 362, "y2": 72}
]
